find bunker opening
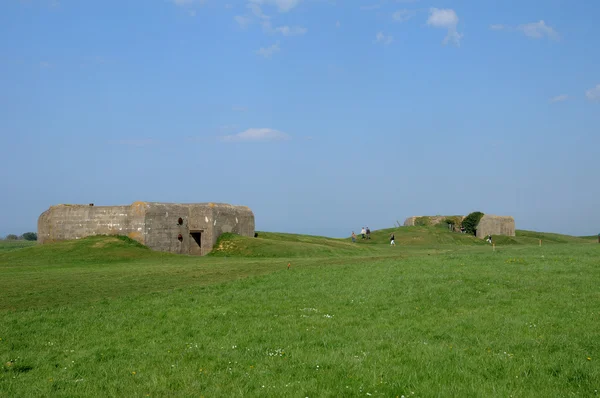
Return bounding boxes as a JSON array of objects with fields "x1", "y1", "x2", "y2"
[{"x1": 190, "y1": 231, "x2": 202, "y2": 248}]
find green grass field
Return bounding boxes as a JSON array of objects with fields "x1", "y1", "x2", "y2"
[{"x1": 1, "y1": 228, "x2": 598, "y2": 397}]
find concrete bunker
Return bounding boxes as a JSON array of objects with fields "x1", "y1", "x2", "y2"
[
  {"x1": 38, "y1": 201, "x2": 255, "y2": 256},
  {"x1": 403, "y1": 213, "x2": 516, "y2": 239}
]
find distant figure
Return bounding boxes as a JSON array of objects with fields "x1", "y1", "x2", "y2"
[
  {"x1": 361, "y1": 227, "x2": 366, "y2": 239},
  {"x1": 460, "y1": 226, "x2": 465, "y2": 234},
  {"x1": 366, "y1": 227, "x2": 371, "y2": 239},
  {"x1": 486, "y1": 234, "x2": 493, "y2": 244},
  {"x1": 254, "y1": 232, "x2": 259, "y2": 238},
  {"x1": 390, "y1": 233, "x2": 396, "y2": 246},
  {"x1": 351, "y1": 231, "x2": 357, "y2": 243}
]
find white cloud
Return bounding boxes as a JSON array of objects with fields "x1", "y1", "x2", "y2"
[
  {"x1": 222, "y1": 128, "x2": 290, "y2": 142},
  {"x1": 392, "y1": 9, "x2": 415, "y2": 22},
  {"x1": 375, "y1": 31, "x2": 393, "y2": 45},
  {"x1": 274, "y1": 25, "x2": 307, "y2": 36},
  {"x1": 249, "y1": 0, "x2": 301, "y2": 13},
  {"x1": 586, "y1": 84, "x2": 600, "y2": 102},
  {"x1": 549, "y1": 94, "x2": 569, "y2": 103},
  {"x1": 491, "y1": 21, "x2": 559, "y2": 40},
  {"x1": 518, "y1": 20, "x2": 559, "y2": 40},
  {"x1": 256, "y1": 42, "x2": 280, "y2": 57},
  {"x1": 427, "y1": 8, "x2": 462, "y2": 46}
]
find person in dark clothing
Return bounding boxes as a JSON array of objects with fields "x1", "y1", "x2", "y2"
[{"x1": 390, "y1": 233, "x2": 396, "y2": 246}]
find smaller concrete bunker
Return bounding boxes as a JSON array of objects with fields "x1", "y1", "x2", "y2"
[
  {"x1": 403, "y1": 213, "x2": 515, "y2": 239},
  {"x1": 38, "y1": 202, "x2": 255, "y2": 256}
]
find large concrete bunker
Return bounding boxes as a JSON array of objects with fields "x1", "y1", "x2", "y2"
[{"x1": 38, "y1": 202, "x2": 255, "y2": 256}]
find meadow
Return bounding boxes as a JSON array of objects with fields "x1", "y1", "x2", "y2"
[{"x1": 0, "y1": 228, "x2": 598, "y2": 397}]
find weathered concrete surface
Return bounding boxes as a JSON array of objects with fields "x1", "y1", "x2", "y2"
[
  {"x1": 38, "y1": 202, "x2": 255, "y2": 256},
  {"x1": 475, "y1": 215, "x2": 515, "y2": 239},
  {"x1": 403, "y1": 216, "x2": 464, "y2": 227},
  {"x1": 403, "y1": 213, "x2": 516, "y2": 238}
]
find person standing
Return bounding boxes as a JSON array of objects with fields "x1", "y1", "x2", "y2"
[
  {"x1": 366, "y1": 227, "x2": 371, "y2": 240},
  {"x1": 351, "y1": 231, "x2": 357, "y2": 243},
  {"x1": 361, "y1": 227, "x2": 366, "y2": 240},
  {"x1": 390, "y1": 232, "x2": 396, "y2": 246}
]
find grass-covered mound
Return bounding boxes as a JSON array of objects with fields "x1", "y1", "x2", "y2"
[
  {"x1": 0, "y1": 235, "x2": 159, "y2": 267},
  {"x1": 0, "y1": 240, "x2": 37, "y2": 253},
  {"x1": 492, "y1": 230, "x2": 595, "y2": 245},
  {"x1": 355, "y1": 226, "x2": 485, "y2": 246},
  {"x1": 210, "y1": 232, "x2": 377, "y2": 258}
]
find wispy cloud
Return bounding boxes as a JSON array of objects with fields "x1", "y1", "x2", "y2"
[
  {"x1": 427, "y1": 8, "x2": 462, "y2": 46},
  {"x1": 40, "y1": 61, "x2": 53, "y2": 68},
  {"x1": 490, "y1": 20, "x2": 559, "y2": 40},
  {"x1": 170, "y1": 0, "x2": 205, "y2": 16},
  {"x1": 335, "y1": 20, "x2": 341, "y2": 28},
  {"x1": 586, "y1": 84, "x2": 600, "y2": 102},
  {"x1": 375, "y1": 31, "x2": 393, "y2": 45},
  {"x1": 518, "y1": 20, "x2": 559, "y2": 40},
  {"x1": 222, "y1": 128, "x2": 290, "y2": 142},
  {"x1": 273, "y1": 25, "x2": 307, "y2": 36},
  {"x1": 549, "y1": 94, "x2": 569, "y2": 103},
  {"x1": 392, "y1": 9, "x2": 415, "y2": 22},
  {"x1": 249, "y1": 0, "x2": 301, "y2": 13},
  {"x1": 360, "y1": 4, "x2": 381, "y2": 11},
  {"x1": 170, "y1": 0, "x2": 204, "y2": 5},
  {"x1": 234, "y1": 15, "x2": 252, "y2": 28},
  {"x1": 248, "y1": 2, "x2": 270, "y2": 19},
  {"x1": 232, "y1": 105, "x2": 248, "y2": 112},
  {"x1": 256, "y1": 42, "x2": 281, "y2": 57},
  {"x1": 114, "y1": 139, "x2": 160, "y2": 147}
]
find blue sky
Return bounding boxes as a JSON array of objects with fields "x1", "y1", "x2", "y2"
[{"x1": 1, "y1": 0, "x2": 599, "y2": 238}]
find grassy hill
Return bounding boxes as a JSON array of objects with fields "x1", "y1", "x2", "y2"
[
  {"x1": 210, "y1": 226, "x2": 594, "y2": 258},
  {"x1": 0, "y1": 235, "x2": 160, "y2": 267},
  {"x1": 493, "y1": 230, "x2": 595, "y2": 245},
  {"x1": 0, "y1": 240, "x2": 37, "y2": 252},
  {"x1": 210, "y1": 232, "x2": 378, "y2": 258}
]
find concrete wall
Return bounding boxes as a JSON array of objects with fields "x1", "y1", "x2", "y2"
[
  {"x1": 38, "y1": 202, "x2": 148, "y2": 244},
  {"x1": 476, "y1": 215, "x2": 516, "y2": 238},
  {"x1": 210, "y1": 204, "x2": 255, "y2": 251},
  {"x1": 403, "y1": 213, "x2": 516, "y2": 238},
  {"x1": 38, "y1": 201, "x2": 255, "y2": 256}
]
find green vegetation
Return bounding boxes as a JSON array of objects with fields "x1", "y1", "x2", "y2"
[
  {"x1": 413, "y1": 216, "x2": 431, "y2": 226},
  {"x1": 1, "y1": 228, "x2": 598, "y2": 397},
  {"x1": 462, "y1": 211, "x2": 485, "y2": 235},
  {"x1": 0, "y1": 240, "x2": 37, "y2": 252},
  {"x1": 443, "y1": 216, "x2": 463, "y2": 228},
  {"x1": 21, "y1": 232, "x2": 38, "y2": 241},
  {"x1": 211, "y1": 232, "x2": 377, "y2": 258}
]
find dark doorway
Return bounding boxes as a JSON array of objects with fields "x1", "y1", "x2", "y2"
[{"x1": 190, "y1": 231, "x2": 202, "y2": 248}]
